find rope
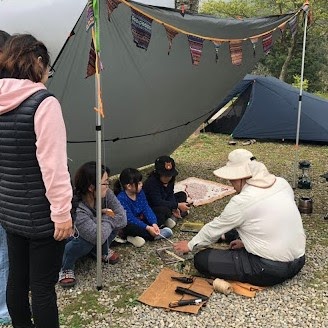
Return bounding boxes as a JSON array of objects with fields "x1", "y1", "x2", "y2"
[{"x1": 120, "y1": 0, "x2": 302, "y2": 42}]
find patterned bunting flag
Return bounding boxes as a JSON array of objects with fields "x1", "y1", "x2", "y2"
[
  {"x1": 107, "y1": 0, "x2": 120, "y2": 21},
  {"x1": 212, "y1": 41, "x2": 223, "y2": 63},
  {"x1": 86, "y1": 38, "x2": 103, "y2": 78},
  {"x1": 250, "y1": 37, "x2": 258, "y2": 57},
  {"x1": 165, "y1": 26, "x2": 178, "y2": 55},
  {"x1": 229, "y1": 40, "x2": 243, "y2": 66},
  {"x1": 86, "y1": 0, "x2": 95, "y2": 32},
  {"x1": 288, "y1": 16, "x2": 298, "y2": 37},
  {"x1": 188, "y1": 35, "x2": 204, "y2": 65},
  {"x1": 131, "y1": 9, "x2": 153, "y2": 50},
  {"x1": 262, "y1": 33, "x2": 273, "y2": 55}
]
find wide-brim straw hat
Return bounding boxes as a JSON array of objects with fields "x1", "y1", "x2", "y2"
[{"x1": 213, "y1": 149, "x2": 276, "y2": 188}]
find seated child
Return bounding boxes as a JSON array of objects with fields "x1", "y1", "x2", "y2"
[
  {"x1": 143, "y1": 155, "x2": 190, "y2": 228},
  {"x1": 58, "y1": 161, "x2": 127, "y2": 288},
  {"x1": 114, "y1": 168, "x2": 173, "y2": 247}
]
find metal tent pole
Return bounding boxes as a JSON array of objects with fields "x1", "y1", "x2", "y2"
[
  {"x1": 94, "y1": 0, "x2": 103, "y2": 291},
  {"x1": 95, "y1": 87, "x2": 103, "y2": 290},
  {"x1": 292, "y1": 5, "x2": 309, "y2": 189}
]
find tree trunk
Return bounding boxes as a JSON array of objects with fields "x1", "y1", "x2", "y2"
[{"x1": 279, "y1": 28, "x2": 298, "y2": 81}]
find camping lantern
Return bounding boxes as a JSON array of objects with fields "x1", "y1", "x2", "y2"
[{"x1": 298, "y1": 160, "x2": 312, "y2": 189}]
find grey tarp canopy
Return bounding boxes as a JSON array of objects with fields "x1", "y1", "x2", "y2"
[
  {"x1": 205, "y1": 75, "x2": 328, "y2": 143},
  {"x1": 1, "y1": 0, "x2": 297, "y2": 175}
]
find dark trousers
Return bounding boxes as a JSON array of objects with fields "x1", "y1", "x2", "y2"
[
  {"x1": 151, "y1": 191, "x2": 187, "y2": 223},
  {"x1": 6, "y1": 232, "x2": 65, "y2": 328},
  {"x1": 194, "y1": 248, "x2": 305, "y2": 287}
]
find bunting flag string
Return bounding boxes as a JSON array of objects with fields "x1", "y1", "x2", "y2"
[
  {"x1": 107, "y1": 0, "x2": 120, "y2": 20},
  {"x1": 119, "y1": 0, "x2": 302, "y2": 43},
  {"x1": 188, "y1": 35, "x2": 204, "y2": 65},
  {"x1": 262, "y1": 33, "x2": 273, "y2": 55},
  {"x1": 131, "y1": 9, "x2": 153, "y2": 50},
  {"x1": 229, "y1": 40, "x2": 243, "y2": 66},
  {"x1": 165, "y1": 26, "x2": 179, "y2": 55},
  {"x1": 87, "y1": 0, "x2": 305, "y2": 69}
]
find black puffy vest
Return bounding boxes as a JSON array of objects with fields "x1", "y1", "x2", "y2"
[{"x1": 0, "y1": 89, "x2": 54, "y2": 239}]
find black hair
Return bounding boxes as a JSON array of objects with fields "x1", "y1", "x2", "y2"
[
  {"x1": 0, "y1": 30, "x2": 10, "y2": 49},
  {"x1": 0, "y1": 33, "x2": 50, "y2": 82},
  {"x1": 147, "y1": 170, "x2": 176, "y2": 184},
  {"x1": 114, "y1": 168, "x2": 142, "y2": 195},
  {"x1": 72, "y1": 161, "x2": 110, "y2": 212}
]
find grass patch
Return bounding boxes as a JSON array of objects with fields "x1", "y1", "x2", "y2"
[{"x1": 60, "y1": 290, "x2": 107, "y2": 327}]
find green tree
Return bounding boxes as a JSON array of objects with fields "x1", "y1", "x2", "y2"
[{"x1": 200, "y1": 0, "x2": 328, "y2": 93}]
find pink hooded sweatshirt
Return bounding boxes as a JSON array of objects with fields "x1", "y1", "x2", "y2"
[{"x1": 0, "y1": 78, "x2": 72, "y2": 224}]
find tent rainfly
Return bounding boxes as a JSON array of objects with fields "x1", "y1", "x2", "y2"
[
  {"x1": 205, "y1": 75, "x2": 328, "y2": 143},
  {"x1": 0, "y1": 0, "x2": 304, "y2": 175}
]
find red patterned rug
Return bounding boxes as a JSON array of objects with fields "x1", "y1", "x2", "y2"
[{"x1": 174, "y1": 177, "x2": 235, "y2": 206}]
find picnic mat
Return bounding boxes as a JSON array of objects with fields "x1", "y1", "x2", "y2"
[
  {"x1": 138, "y1": 268, "x2": 214, "y2": 314},
  {"x1": 174, "y1": 177, "x2": 235, "y2": 206}
]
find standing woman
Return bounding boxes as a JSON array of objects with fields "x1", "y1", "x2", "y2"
[{"x1": 0, "y1": 34, "x2": 73, "y2": 328}]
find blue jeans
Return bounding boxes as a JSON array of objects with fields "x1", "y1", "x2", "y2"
[
  {"x1": 0, "y1": 226, "x2": 10, "y2": 324},
  {"x1": 62, "y1": 231, "x2": 117, "y2": 270}
]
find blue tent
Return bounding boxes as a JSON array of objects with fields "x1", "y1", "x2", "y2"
[{"x1": 205, "y1": 75, "x2": 328, "y2": 143}]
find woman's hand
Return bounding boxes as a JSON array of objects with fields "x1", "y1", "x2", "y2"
[{"x1": 54, "y1": 219, "x2": 73, "y2": 241}]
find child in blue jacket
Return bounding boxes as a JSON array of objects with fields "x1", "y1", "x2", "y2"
[{"x1": 115, "y1": 168, "x2": 173, "y2": 247}]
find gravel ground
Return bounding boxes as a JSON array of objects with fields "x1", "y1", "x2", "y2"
[{"x1": 1, "y1": 134, "x2": 328, "y2": 328}]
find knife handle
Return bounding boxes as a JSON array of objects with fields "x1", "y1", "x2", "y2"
[{"x1": 169, "y1": 298, "x2": 202, "y2": 308}]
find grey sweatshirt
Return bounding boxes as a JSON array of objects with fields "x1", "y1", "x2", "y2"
[{"x1": 75, "y1": 189, "x2": 127, "y2": 245}]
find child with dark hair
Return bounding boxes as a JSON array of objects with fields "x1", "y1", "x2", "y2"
[
  {"x1": 143, "y1": 155, "x2": 191, "y2": 229},
  {"x1": 114, "y1": 168, "x2": 173, "y2": 247},
  {"x1": 58, "y1": 161, "x2": 127, "y2": 288}
]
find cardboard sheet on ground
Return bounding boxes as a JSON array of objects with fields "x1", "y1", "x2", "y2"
[
  {"x1": 174, "y1": 177, "x2": 235, "y2": 206},
  {"x1": 138, "y1": 268, "x2": 213, "y2": 314}
]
